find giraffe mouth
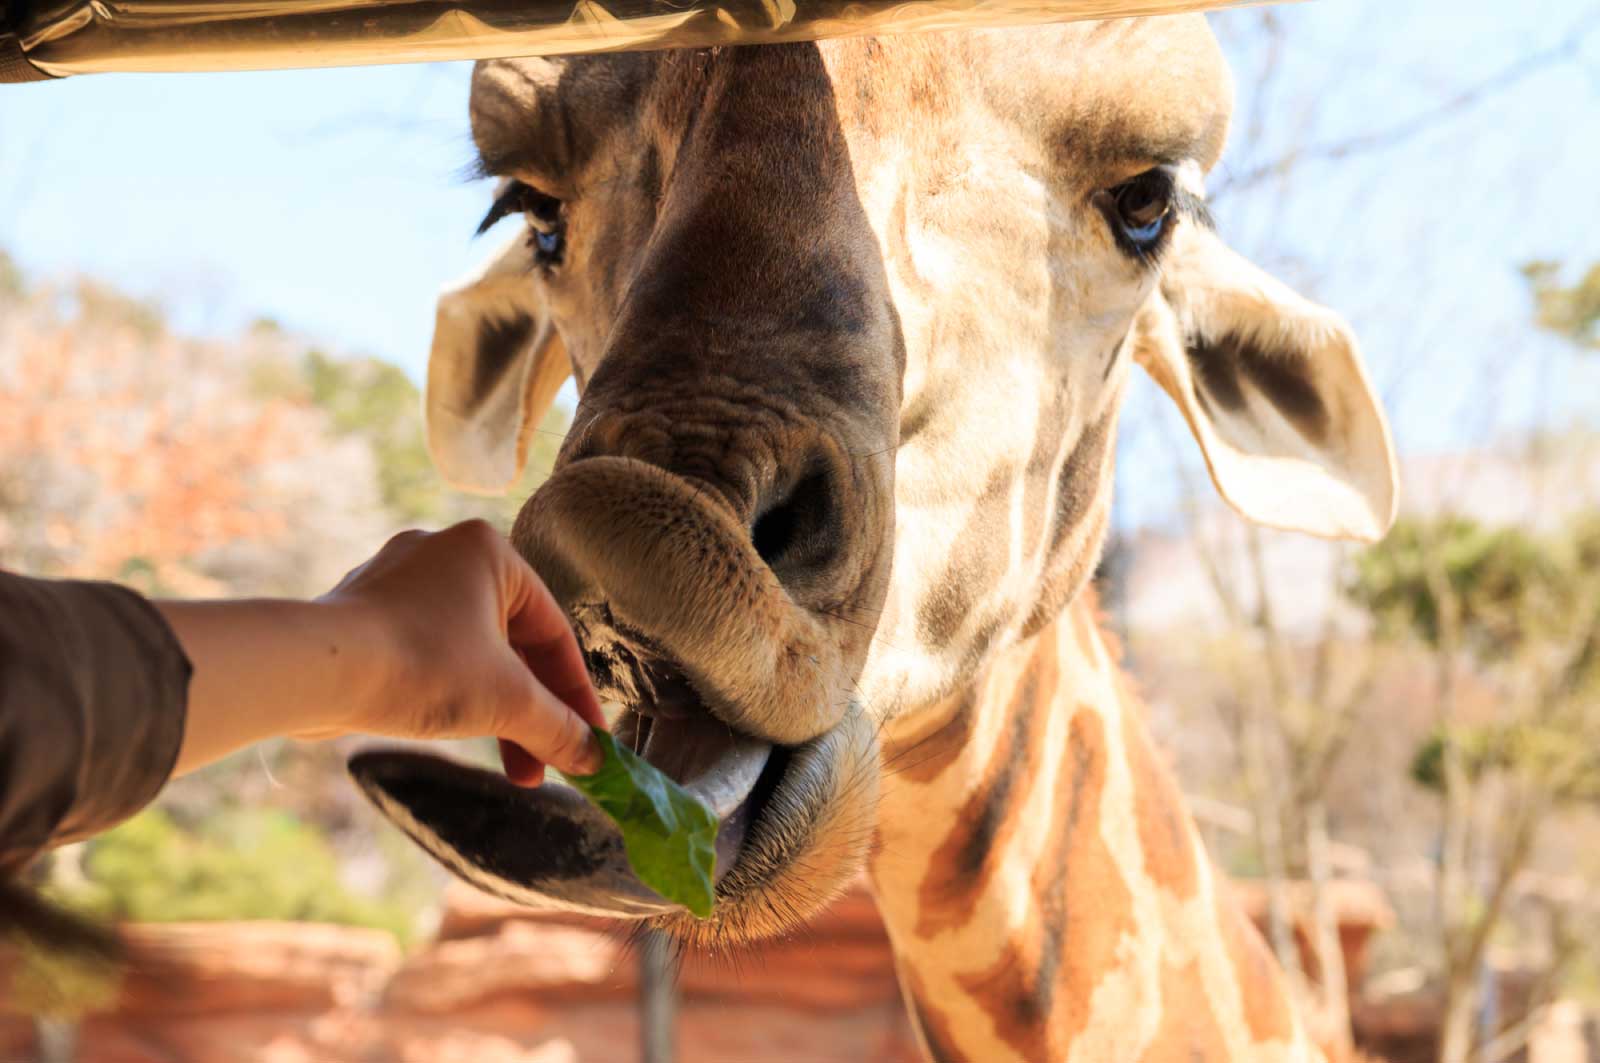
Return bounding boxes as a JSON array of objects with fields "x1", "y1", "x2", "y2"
[
  {"x1": 349, "y1": 455, "x2": 881, "y2": 934},
  {"x1": 346, "y1": 674, "x2": 874, "y2": 927},
  {"x1": 346, "y1": 730, "x2": 781, "y2": 920},
  {"x1": 345, "y1": 660, "x2": 815, "y2": 920}
]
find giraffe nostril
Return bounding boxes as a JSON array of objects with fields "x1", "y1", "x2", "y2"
[{"x1": 751, "y1": 465, "x2": 837, "y2": 574}]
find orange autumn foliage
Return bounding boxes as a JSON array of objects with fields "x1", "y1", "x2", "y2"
[{"x1": 0, "y1": 281, "x2": 381, "y2": 596}]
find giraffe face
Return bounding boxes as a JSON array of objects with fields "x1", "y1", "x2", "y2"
[{"x1": 356, "y1": 20, "x2": 1396, "y2": 945}]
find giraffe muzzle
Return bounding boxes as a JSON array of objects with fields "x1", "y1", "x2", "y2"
[
  {"x1": 514, "y1": 456, "x2": 854, "y2": 745},
  {"x1": 350, "y1": 455, "x2": 879, "y2": 925}
]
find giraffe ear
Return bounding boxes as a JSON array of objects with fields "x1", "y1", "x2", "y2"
[
  {"x1": 425, "y1": 231, "x2": 571, "y2": 494},
  {"x1": 1134, "y1": 223, "x2": 1398, "y2": 542}
]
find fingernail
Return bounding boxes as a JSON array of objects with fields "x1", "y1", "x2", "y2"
[{"x1": 574, "y1": 730, "x2": 604, "y2": 775}]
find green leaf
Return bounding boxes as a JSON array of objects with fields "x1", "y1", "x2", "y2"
[{"x1": 567, "y1": 727, "x2": 718, "y2": 918}]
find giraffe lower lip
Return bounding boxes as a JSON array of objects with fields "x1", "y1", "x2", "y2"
[{"x1": 345, "y1": 711, "x2": 780, "y2": 918}]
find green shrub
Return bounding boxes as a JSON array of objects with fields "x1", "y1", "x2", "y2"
[
  {"x1": 5, "y1": 935, "x2": 120, "y2": 1019},
  {"x1": 46, "y1": 808, "x2": 420, "y2": 944}
]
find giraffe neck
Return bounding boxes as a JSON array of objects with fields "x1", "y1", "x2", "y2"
[{"x1": 870, "y1": 595, "x2": 1320, "y2": 1063}]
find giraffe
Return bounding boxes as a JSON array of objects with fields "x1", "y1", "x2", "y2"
[{"x1": 351, "y1": 17, "x2": 1398, "y2": 1061}]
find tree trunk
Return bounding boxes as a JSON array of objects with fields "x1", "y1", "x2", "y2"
[
  {"x1": 639, "y1": 928, "x2": 677, "y2": 1063},
  {"x1": 1438, "y1": 967, "x2": 1480, "y2": 1063},
  {"x1": 1305, "y1": 801, "x2": 1353, "y2": 1054},
  {"x1": 33, "y1": 1019, "x2": 78, "y2": 1063},
  {"x1": 1241, "y1": 704, "x2": 1303, "y2": 987}
]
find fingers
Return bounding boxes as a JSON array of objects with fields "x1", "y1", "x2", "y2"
[
  {"x1": 499, "y1": 667, "x2": 604, "y2": 779},
  {"x1": 369, "y1": 519, "x2": 607, "y2": 783},
  {"x1": 503, "y1": 553, "x2": 608, "y2": 732},
  {"x1": 498, "y1": 739, "x2": 546, "y2": 788}
]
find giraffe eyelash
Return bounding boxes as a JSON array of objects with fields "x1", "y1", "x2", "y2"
[{"x1": 475, "y1": 180, "x2": 563, "y2": 237}]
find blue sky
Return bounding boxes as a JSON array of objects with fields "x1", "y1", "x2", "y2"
[
  {"x1": 1, "y1": 60, "x2": 482, "y2": 366},
  {"x1": 3, "y1": 0, "x2": 1598, "y2": 529}
]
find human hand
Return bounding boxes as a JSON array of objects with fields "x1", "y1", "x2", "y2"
[{"x1": 319, "y1": 519, "x2": 606, "y2": 785}]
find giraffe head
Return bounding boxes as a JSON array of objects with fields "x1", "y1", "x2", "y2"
[{"x1": 352, "y1": 19, "x2": 1397, "y2": 946}]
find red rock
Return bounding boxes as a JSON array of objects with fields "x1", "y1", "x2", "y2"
[
  {"x1": 434, "y1": 885, "x2": 622, "y2": 942},
  {"x1": 0, "y1": 1016, "x2": 35, "y2": 1059},
  {"x1": 386, "y1": 922, "x2": 636, "y2": 1013},
  {"x1": 113, "y1": 922, "x2": 400, "y2": 1016},
  {"x1": 9, "y1": 875, "x2": 1404, "y2": 1062},
  {"x1": 1231, "y1": 878, "x2": 1395, "y2": 992}
]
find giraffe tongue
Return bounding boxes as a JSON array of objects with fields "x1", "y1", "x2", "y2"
[{"x1": 346, "y1": 726, "x2": 771, "y2": 918}]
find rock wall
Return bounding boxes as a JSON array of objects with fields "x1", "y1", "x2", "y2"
[
  {"x1": 1, "y1": 876, "x2": 1404, "y2": 1062},
  {"x1": 1, "y1": 881, "x2": 921, "y2": 1063}
]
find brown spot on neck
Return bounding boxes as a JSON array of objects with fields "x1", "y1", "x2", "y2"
[
  {"x1": 913, "y1": 636, "x2": 1059, "y2": 937},
  {"x1": 1139, "y1": 958, "x2": 1232, "y2": 1062},
  {"x1": 884, "y1": 604, "x2": 1309, "y2": 1059},
  {"x1": 1122, "y1": 705, "x2": 1200, "y2": 900},
  {"x1": 899, "y1": 966, "x2": 965, "y2": 1063},
  {"x1": 953, "y1": 709, "x2": 1134, "y2": 1060},
  {"x1": 1219, "y1": 887, "x2": 1297, "y2": 1044}
]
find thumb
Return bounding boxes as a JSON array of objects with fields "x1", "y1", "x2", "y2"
[
  {"x1": 498, "y1": 739, "x2": 546, "y2": 789},
  {"x1": 498, "y1": 664, "x2": 604, "y2": 780}
]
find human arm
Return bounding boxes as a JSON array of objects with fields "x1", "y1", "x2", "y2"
[
  {"x1": 1, "y1": 519, "x2": 605, "y2": 873},
  {"x1": 159, "y1": 518, "x2": 606, "y2": 784},
  {"x1": 0, "y1": 572, "x2": 190, "y2": 874}
]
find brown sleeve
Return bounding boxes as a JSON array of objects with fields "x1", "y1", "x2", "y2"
[{"x1": 0, "y1": 571, "x2": 191, "y2": 874}]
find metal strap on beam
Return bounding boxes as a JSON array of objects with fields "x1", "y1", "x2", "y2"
[{"x1": 8, "y1": 0, "x2": 1264, "y2": 80}]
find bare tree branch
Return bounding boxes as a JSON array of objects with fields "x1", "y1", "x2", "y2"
[{"x1": 1212, "y1": 7, "x2": 1600, "y2": 201}]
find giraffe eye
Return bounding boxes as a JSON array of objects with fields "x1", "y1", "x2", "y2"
[
  {"x1": 1102, "y1": 169, "x2": 1175, "y2": 256},
  {"x1": 532, "y1": 227, "x2": 564, "y2": 261},
  {"x1": 476, "y1": 180, "x2": 567, "y2": 267}
]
